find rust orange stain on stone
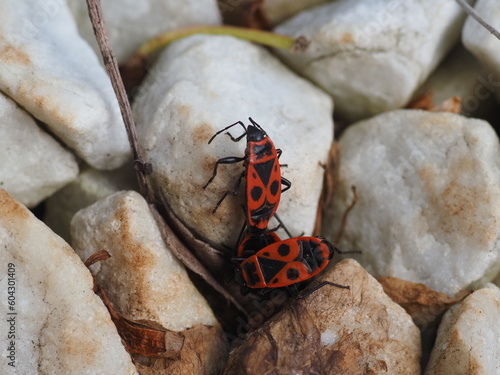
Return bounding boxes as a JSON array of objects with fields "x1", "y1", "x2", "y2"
[
  {"x1": 341, "y1": 32, "x2": 354, "y2": 44},
  {"x1": 0, "y1": 45, "x2": 31, "y2": 66}
]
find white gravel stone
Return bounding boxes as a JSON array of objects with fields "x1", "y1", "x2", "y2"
[
  {"x1": 0, "y1": 0, "x2": 130, "y2": 169},
  {"x1": 274, "y1": 0, "x2": 466, "y2": 121},
  {"x1": 71, "y1": 190, "x2": 218, "y2": 331},
  {"x1": 133, "y1": 35, "x2": 334, "y2": 248},
  {"x1": 0, "y1": 189, "x2": 137, "y2": 375},
  {"x1": 44, "y1": 164, "x2": 137, "y2": 242},
  {"x1": 324, "y1": 110, "x2": 500, "y2": 296},
  {"x1": 425, "y1": 284, "x2": 500, "y2": 375},
  {"x1": 413, "y1": 45, "x2": 496, "y2": 116},
  {"x1": 0, "y1": 92, "x2": 78, "y2": 207},
  {"x1": 67, "y1": 0, "x2": 222, "y2": 63},
  {"x1": 462, "y1": 0, "x2": 500, "y2": 103}
]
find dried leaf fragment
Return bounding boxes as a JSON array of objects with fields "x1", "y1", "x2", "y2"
[
  {"x1": 378, "y1": 276, "x2": 471, "y2": 328},
  {"x1": 407, "y1": 91, "x2": 462, "y2": 113},
  {"x1": 85, "y1": 251, "x2": 184, "y2": 358}
]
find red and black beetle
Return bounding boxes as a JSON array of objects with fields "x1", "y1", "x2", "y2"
[
  {"x1": 232, "y1": 236, "x2": 358, "y2": 298},
  {"x1": 203, "y1": 118, "x2": 291, "y2": 232}
]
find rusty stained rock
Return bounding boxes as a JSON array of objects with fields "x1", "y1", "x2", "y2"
[
  {"x1": 224, "y1": 259, "x2": 421, "y2": 374},
  {"x1": 71, "y1": 191, "x2": 227, "y2": 374},
  {"x1": 0, "y1": 189, "x2": 138, "y2": 375},
  {"x1": 325, "y1": 110, "x2": 500, "y2": 297},
  {"x1": 378, "y1": 276, "x2": 471, "y2": 328},
  {"x1": 0, "y1": 0, "x2": 130, "y2": 170}
]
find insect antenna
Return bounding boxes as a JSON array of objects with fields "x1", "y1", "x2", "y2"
[
  {"x1": 208, "y1": 120, "x2": 247, "y2": 144},
  {"x1": 248, "y1": 117, "x2": 267, "y2": 136}
]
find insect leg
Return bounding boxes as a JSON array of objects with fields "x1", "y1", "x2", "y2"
[
  {"x1": 287, "y1": 284, "x2": 301, "y2": 298},
  {"x1": 210, "y1": 169, "x2": 245, "y2": 213},
  {"x1": 276, "y1": 149, "x2": 288, "y2": 168},
  {"x1": 202, "y1": 156, "x2": 246, "y2": 189},
  {"x1": 274, "y1": 213, "x2": 294, "y2": 238},
  {"x1": 234, "y1": 221, "x2": 248, "y2": 254},
  {"x1": 331, "y1": 244, "x2": 362, "y2": 256},
  {"x1": 297, "y1": 281, "x2": 350, "y2": 299},
  {"x1": 281, "y1": 177, "x2": 292, "y2": 193}
]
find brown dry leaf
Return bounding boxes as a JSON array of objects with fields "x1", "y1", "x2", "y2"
[
  {"x1": 431, "y1": 96, "x2": 461, "y2": 113},
  {"x1": 134, "y1": 324, "x2": 228, "y2": 375},
  {"x1": 334, "y1": 185, "x2": 358, "y2": 244},
  {"x1": 407, "y1": 91, "x2": 462, "y2": 114},
  {"x1": 150, "y1": 200, "x2": 246, "y2": 316},
  {"x1": 102, "y1": 290, "x2": 184, "y2": 358},
  {"x1": 408, "y1": 91, "x2": 435, "y2": 110},
  {"x1": 157, "y1": 193, "x2": 227, "y2": 275},
  {"x1": 84, "y1": 249, "x2": 111, "y2": 269},
  {"x1": 85, "y1": 251, "x2": 184, "y2": 358},
  {"x1": 378, "y1": 276, "x2": 471, "y2": 328}
]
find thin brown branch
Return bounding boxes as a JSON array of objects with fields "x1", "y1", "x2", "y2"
[
  {"x1": 85, "y1": 0, "x2": 247, "y2": 316},
  {"x1": 334, "y1": 185, "x2": 358, "y2": 244},
  {"x1": 456, "y1": 0, "x2": 500, "y2": 40},
  {"x1": 85, "y1": 0, "x2": 154, "y2": 202},
  {"x1": 150, "y1": 202, "x2": 247, "y2": 316}
]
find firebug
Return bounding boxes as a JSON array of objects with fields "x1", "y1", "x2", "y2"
[
  {"x1": 203, "y1": 118, "x2": 291, "y2": 232},
  {"x1": 233, "y1": 236, "x2": 359, "y2": 298}
]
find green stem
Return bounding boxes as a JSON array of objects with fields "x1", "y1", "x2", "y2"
[{"x1": 135, "y1": 25, "x2": 307, "y2": 58}]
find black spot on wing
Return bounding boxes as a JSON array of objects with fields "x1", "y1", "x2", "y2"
[
  {"x1": 270, "y1": 180, "x2": 279, "y2": 196},
  {"x1": 277, "y1": 243, "x2": 290, "y2": 257},
  {"x1": 251, "y1": 186, "x2": 263, "y2": 201},
  {"x1": 286, "y1": 268, "x2": 300, "y2": 281}
]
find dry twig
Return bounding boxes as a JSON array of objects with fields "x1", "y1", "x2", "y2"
[
  {"x1": 85, "y1": 0, "x2": 154, "y2": 202},
  {"x1": 334, "y1": 185, "x2": 358, "y2": 244},
  {"x1": 85, "y1": 0, "x2": 246, "y2": 315},
  {"x1": 456, "y1": 0, "x2": 500, "y2": 40}
]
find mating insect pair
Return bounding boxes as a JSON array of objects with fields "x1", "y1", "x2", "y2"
[
  {"x1": 203, "y1": 118, "x2": 356, "y2": 297},
  {"x1": 234, "y1": 231, "x2": 355, "y2": 298}
]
